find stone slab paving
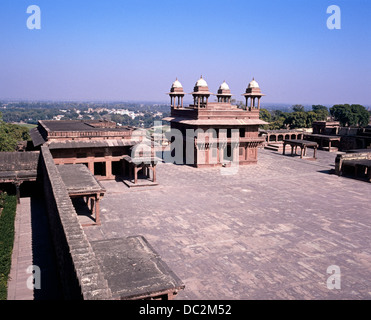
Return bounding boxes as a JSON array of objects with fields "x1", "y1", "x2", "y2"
[
  {"x1": 7, "y1": 198, "x2": 34, "y2": 300},
  {"x1": 84, "y1": 149, "x2": 371, "y2": 300},
  {"x1": 7, "y1": 197, "x2": 62, "y2": 300}
]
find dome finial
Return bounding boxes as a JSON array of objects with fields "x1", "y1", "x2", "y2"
[
  {"x1": 171, "y1": 78, "x2": 183, "y2": 89},
  {"x1": 247, "y1": 78, "x2": 260, "y2": 89},
  {"x1": 195, "y1": 75, "x2": 208, "y2": 87},
  {"x1": 219, "y1": 80, "x2": 230, "y2": 91}
]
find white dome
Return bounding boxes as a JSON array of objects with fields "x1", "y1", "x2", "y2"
[
  {"x1": 248, "y1": 78, "x2": 259, "y2": 89},
  {"x1": 219, "y1": 81, "x2": 230, "y2": 90},
  {"x1": 172, "y1": 78, "x2": 183, "y2": 88},
  {"x1": 195, "y1": 76, "x2": 208, "y2": 87}
]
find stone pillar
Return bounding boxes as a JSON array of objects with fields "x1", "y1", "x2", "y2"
[
  {"x1": 105, "y1": 160, "x2": 112, "y2": 179},
  {"x1": 134, "y1": 166, "x2": 138, "y2": 184},
  {"x1": 14, "y1": 182, "x2": 22, "y2": 204},
  {"x1": 205, "y1": 145, "x2": 209, "y2": 165},
  {"x1": 95, "y1": 196, "x2": 101, "y2": 225},
  {"x1": 152, "y1": 165, "x2": 156, "y2": 183},
  {"x1": 88, "y1": 161, "x2": 94, "y2": 175},
  {"x1": 300, "y1": 146, "x2": 305, "y2": 159}
]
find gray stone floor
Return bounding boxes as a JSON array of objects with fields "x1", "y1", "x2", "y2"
[
  {"x1": 7, "y1": 198, "x2": 33, "y2": 300},
  {"x1": 84, "y1": 149, "x2": 371, "y2": 300},
  {"x1": 7, "y1": 197, "x2": 62, "y2": 300}
]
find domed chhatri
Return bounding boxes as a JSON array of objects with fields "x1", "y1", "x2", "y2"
[
  {"x1": 242, "y1": 77, "x2": 265, "y2": 110},
  {"x1": 195, "y1": 75, "x2": 208, "y2": 88},
  {"x1": 217, "y1": 80, "x2": 232, "y2": 103},
  {"x1": 167, "y1": 76, "x2": 265, "y2": 110},
  {"x1": 168, "y1": 78, "x2": 185, "y2": 108},
  {"x1": 247, "y1": 78, "x2": 259, "y2": 89},
  {"x1": 171, "y1": 78, "x2": 183, "y2": 89},
  {"x1": 191, "y1": 75, "x2": 213, "y2": 108},
  {"x1": 219, "y1": 81, "x2": 230, "y2": 91}
]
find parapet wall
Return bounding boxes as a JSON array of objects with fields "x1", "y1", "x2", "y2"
[{"x1": 40, "y1": 146, "x2": 112, "y2": 300}]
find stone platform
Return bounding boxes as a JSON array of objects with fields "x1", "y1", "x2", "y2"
[
  {"x1": 82, "y1": 149, "x2": 371, "y2": 299},
  {"x1": 122, "y1": 178, "x2": 158, "y2": 188}
]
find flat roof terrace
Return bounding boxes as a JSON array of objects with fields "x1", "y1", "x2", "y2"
[
  {"x1": 39, "y1": 120, "x2": 133, "y2": 132},
  {"x1": 84, "y1": 149, "x2": 371, "y2": 299}
]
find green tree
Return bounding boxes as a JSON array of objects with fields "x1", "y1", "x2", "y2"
[
  {"x1": 259, "y1": 108, "x2": 271, "y2": 123},
  {"x1": 0, "y1": 115, "x2": 30, "y2": 152},
  {"x1": 306, "y1": 111, "x2": 319, "y2": 128},
  {"x1": 284, "y1": 111, "x2": 308, "y2": 129},
  {"x1": 259, "y1": 108, "x2": 271, "y2": 130},
  {"x1": 292, "y1": 104, "x2": 305, "y2": 112},
  {"x1": 350, "y1": 104, "x2": 369, "y2": 127},
  {"x1": 269, "y1": 116, "x2": 287, "y2": 130},
  {"x1": 330, "y1": 104, "x2": 369, "y2": 127},
  {"x1": 111, "y1": 114, "x2": 124, "y2": 124},
  {"x1": 265, "y1": 110, "x2": 289, "y2": 130},
  {"x1": 312, "y1": 105, "x2": 329, "y2": 121}
]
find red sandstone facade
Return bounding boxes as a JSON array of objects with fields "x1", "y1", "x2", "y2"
[
  {"x1": 164, "y1": 77, "x2": 267, "y2": 167},
  {"x1": 30, "y1": 120, "x2": 146, "y2": 180}
]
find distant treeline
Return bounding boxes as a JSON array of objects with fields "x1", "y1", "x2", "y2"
[
  {"x1": 260, "y1": 104, "x2": 370, "y2": 130},
  {"x1": 1, "y1": 101, "x2": 369, "y2": 130}
]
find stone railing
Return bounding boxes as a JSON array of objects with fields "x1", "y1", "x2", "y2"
[{"x1": 40, "y1": 146, "x2": 112, "y2": 299}]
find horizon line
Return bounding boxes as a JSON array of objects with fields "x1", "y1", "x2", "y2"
[{"x1": 1, "y1": 99, "x2": 370, "y2": 108}]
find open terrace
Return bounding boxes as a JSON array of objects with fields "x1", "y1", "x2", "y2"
[{"x1": 84, "y1": 149, "x2": 371, "y2": 299}]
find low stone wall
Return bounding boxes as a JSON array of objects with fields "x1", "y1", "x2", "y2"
[
  {"x1": 335, "y1": 152, "x2": 371, "y2": 175},
  {"x1": 40, "y1": 146, "x2": 112, "y2": 300}
]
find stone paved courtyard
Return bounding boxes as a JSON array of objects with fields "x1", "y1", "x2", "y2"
[{"x1": 84, "y1": 149, "x2": 371, "y2": 300}]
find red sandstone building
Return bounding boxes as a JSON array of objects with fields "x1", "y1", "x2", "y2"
[
  {"x1": 164, "y1": 76, "x2": 267, "y2": 167},
  {"x1": 30, "y1": 120, "x2": 158, "y2": 184},
  {"x1": 28, "y1": 77, "x2": 268, "y2": 178}
]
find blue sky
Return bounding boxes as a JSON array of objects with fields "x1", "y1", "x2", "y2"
[{"x1": 0, "y1": 0, "x2": 370, "y2": 105}]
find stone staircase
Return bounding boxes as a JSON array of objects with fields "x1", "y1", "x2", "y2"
[{"x1": 264, "y1": 143, "x2": 287, "y2": 153}]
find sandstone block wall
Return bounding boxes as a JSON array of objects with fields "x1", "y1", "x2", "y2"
[{"x1": 40, "y1": 146, "x2": 112, "y2": 300}]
